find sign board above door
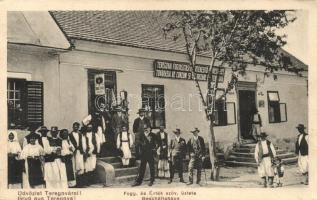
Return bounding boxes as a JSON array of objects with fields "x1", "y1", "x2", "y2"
[{"x1": 153, "y1": 60, "x2": 209, "y2": 81}]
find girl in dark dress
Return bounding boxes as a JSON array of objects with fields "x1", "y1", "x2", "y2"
[{"x1": 7, "y1": 131, "x2": 23, "y2": 188}]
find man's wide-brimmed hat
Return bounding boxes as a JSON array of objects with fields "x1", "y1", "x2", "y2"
[
  {"x1": 259, "y1": 132, "x2": 268, "y2": 138},
  {"x1": 296, "y1": 124, "x2": 306, "y2": 130},
  {"x1": 173, "y1": 128, "x2": 181, "y2": 134},
  {"x1": 190, "y1": 128, "x2": 200, "y2": 133},
  {"x1": 137, "y1": 108, "x2": 146, "y2": 114}
]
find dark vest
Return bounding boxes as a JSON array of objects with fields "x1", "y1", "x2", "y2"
[
  {"x1": 69, "y1": 131, "x2": 84, "y2": 154},
  {"x1": 45, "y1": 137, "x2": 62, "y2": 162},
  {"x1": 295, "y1": 134, "x2": 308, "y2": 156}
]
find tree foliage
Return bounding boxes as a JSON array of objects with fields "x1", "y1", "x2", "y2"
[{"x1": 162, "y1": 10, "x2": 299, "y2": 180}]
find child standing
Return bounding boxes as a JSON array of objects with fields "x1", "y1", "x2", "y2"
[
  {"x1": 7, "y1": 131, "x2": 23, "y2": 188},
  {"x1": 117, "y1": 124, "x2": 133, "y2": 167},
  {"x1": 273, "y1": 157, "x2": 285, "y2": 187}
]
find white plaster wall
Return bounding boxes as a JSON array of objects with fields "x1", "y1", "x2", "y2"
[{"x1": 7, "y1": 43, "x2": 308, "y2": 148}]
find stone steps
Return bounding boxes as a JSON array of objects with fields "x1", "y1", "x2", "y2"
[
  {"x1": 115, "y1": 166, "x2": 139, "y2": 177},
  {"x1": 225, "y1": 142, "x2": 298, "y2": 168},
  {"x1": 115, "y1": 175, "x2": 138, "y2": 184},
  {"x1": 228, "y1": 153, "x2": 297, "y2": 163},
  {"x1": 225, "y1": 157, "x2": 298, "y2": 167}
]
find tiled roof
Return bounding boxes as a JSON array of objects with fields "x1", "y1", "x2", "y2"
[
  {"x1": 50, "y1": 11, "x2": 188, "y2": 54},
  {"x1": 50, "y1": 11, "x2": 307, "y2": 70}
]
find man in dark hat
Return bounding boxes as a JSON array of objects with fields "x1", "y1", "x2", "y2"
[
  {"x1": 132, "y1": 126, "x2": 157, "y2": 187},
  {"x1": 132, "y1": 108, "x2": 151, "y2": 159},
  {"x1": 168, "y1": 128, "x2": 187, "y2": 184},
  {"x1": 295, "y1": 123, "x2": 309, "y2": 185},
  {"x1": 254, "y1": 132, "x2": 276, "y2": 188},
  {"x1": 187, "y1": 128, "x2": 206, "y2": 185}
]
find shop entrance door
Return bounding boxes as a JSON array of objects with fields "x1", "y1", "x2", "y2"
[{"x1": 238, "y1": 90, "x2": 256, "y2": 141}]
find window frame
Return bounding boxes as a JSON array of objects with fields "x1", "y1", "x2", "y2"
[
  {"x1": 141, "y1": 84, "x2": 166, "y2": 129},
  {"x1": 279, "y1": 103, "x2": 288, "y2": 122},
  {"x1": 7, "y1": 78, "x2": 27, "y2": 129},
  {"x1": 267, "y1": 91, "x2": 287, "y2": 123}
]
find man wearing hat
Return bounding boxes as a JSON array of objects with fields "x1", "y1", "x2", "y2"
[
  {"x1": 295, "y1": 124, "x2": 309, "y2": 185},
  {"x1": 254, "y1": 132, "x2": 276, "y2": 187},
  {"x1": 132, "y1": 126, "x2": 157, "y2": 187},
  {"x1": 132, "y1": 108, "x2": 151, "y2": 159},
  {"x1": 187, "y1": 128, "x2": 206, "y2": 185},
  {"x1": 168, "y1": 128, "x2": 187, "y2": 184},
  {"x1": 112, "y1": 106, "x2": 128, "y2": 144}
]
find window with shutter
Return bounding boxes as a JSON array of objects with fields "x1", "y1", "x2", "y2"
[
  {"x1": 26, "y1": 81, "x2": 44, "y2": 127},
  {"x1": 267, "y1": 91, "x2": 287, "y2": 123}
]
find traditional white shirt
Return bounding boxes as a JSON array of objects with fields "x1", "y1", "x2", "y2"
[
  {"x1": 8, "y1": 131, "x2": 21, "y2": 154},
  {"x1": 175, "y1": 136, "x2": 180, "y2": 143},
  {"x1": 86, "y1": 133, "x2": 100, "y2": 154},
  {"x1": 20, "y1": 144, "x2": 44, "y2": 159},
  {"x1": 160, "y1": 132, "x2": 165, "y2": 139},
  {"x1": 193, "y1": 135, "x2": 199, "y2": 141},
  {"x1": 254, "y1": 140, "x2": 277, "y2": 163}
]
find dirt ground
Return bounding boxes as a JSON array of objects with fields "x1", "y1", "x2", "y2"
[{"x1": 90, "y1": 165, "x2": 308, "y2": 188}]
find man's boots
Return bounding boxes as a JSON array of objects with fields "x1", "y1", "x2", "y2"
[
  {"x1": 261, "y1": 177, "x2": 267, "y2": 188},
  {"x1": 300, "y1": 172, "x2": 309, "y2": 185},
  {"x1": 268, "y1": 177, "x2": 274, "y2": 188}
]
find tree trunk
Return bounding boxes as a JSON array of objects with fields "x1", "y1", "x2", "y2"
[{"x1": 208, "y1": 120, "x2": 220, "y2": 181}]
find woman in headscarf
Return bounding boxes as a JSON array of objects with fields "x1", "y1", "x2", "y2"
[{"x1": 7, "y1": 131, "x2": 23, "y2": 188}]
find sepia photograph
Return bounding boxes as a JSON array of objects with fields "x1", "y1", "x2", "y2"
[{"x1": 6, "y1": 9, "x2": 309, "y2": 192}]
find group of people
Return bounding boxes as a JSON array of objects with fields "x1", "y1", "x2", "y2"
[
  {"x1": 8, "y1": 104, "x2": 309, "y2": 189},
  {"x1": 254, "y1": 123, "x2": 309, "y2": 187},
  {"x1": 131, "y1": 108, "x2": 206, "y2": 187},
  {"x1": 7, "y1": 122, "x2": 104, "y2": 189}
]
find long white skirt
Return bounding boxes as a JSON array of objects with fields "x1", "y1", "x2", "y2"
[
  {"x1": 97, "y1": 126, "x2": 106, "y2": 144},
  {"x1": 158, "y1": 159, "x2": 170, "y2": 178},
  {"x1": 85, "y1": 155, "x2": 97, "y2": 172},
  {"x1": 44, "y1": 159, "x2": 68, "y2": 188},
  {"x1": 120, "y1": 142, "x2": 132, "y2": 166},
  {"x1": 74, "y1": 150, "x2": 85, "y2": 175},
  {"x1": 298, "y1": 154, "x2": 308, "y2": 174},
  {"x1": 258, "y1": 157, "x2": 274, "y2": 177}
]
